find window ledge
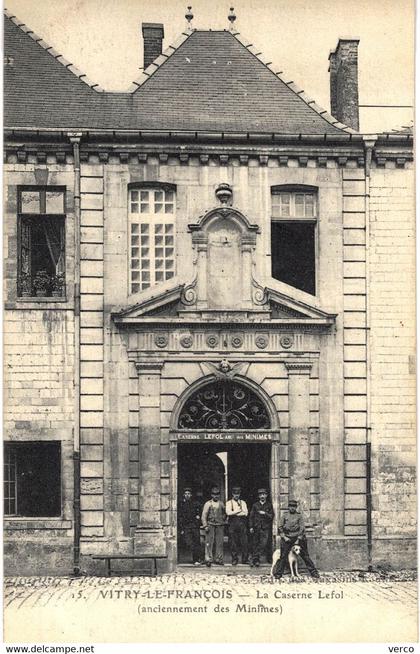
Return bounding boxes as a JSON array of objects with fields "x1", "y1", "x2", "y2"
[
  {"x1": 5, "y1": 298, "x2": 70, "y2": 310},
  {"x1": 16, "y1": 296, "x2": 67, "y2": 302},
  {"x1": 4, "y1": 518, "x2": 72, "y2": 530}
]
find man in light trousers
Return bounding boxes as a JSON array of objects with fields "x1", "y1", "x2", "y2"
[{"x1": 201, "y1": 486, "x2": 226, "y2": 567}]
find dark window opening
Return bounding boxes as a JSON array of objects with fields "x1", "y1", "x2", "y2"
[
  {"x1": 3, "y1": 442, "x2": 61, "y2": 517},
  {"x1": 18, "y1": 187, "x2": 66, "y2": 298},
  {"x1": 271, "y1": 222, "x2": 316, "y2": 295}
]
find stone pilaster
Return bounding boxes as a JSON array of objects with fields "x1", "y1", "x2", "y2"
[
  {"x1": 192, "y1": 233, "x2": 208, "y2": 308},
  {"x1": 134, "y1": 361, "x2": 166, "y2": 556},
  {"x1": 285, "y1": 362, "x2": 312, "y2": 520},
  {"x1": 241, "y1": 233, "x2": 257, "y2": 307}
]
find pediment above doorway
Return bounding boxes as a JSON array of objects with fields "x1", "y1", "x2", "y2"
[{"x1": 112, "y1": 280, "x2": 336, "y2": 330}]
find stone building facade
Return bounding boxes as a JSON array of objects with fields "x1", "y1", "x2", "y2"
[{"x1": 3, "y1": 10, "x2": 415, "y2": 574}]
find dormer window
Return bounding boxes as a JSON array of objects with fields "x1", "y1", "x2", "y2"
[
  {"x1": 128, "y1": 184, "x2": 176, "y2": 293},
  {"x1": 271, "y1": 186, "x2": 317, "y2": 296}
]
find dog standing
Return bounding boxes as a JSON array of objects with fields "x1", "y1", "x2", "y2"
[
  {"x1": 288, "y1": 543, "x2": 301, "y2": 578},
  {"x1": 270, "y1": 543, "x2": 301, "y2": 578}
]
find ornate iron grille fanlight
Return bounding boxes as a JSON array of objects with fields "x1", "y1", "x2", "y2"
[{"x1": 178, "y1": 381, "x2": 270, "y2": 430}]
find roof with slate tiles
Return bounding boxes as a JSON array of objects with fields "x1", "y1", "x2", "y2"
[{"x1": 4, "y1": 11, "x2": 354, "y2": 135}]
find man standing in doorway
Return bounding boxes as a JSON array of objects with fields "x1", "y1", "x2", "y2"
[
  {"x1": 201, "y1": 486, "x2": 226, "y2": 567},
  {"x1": 226, "y1": 485, "x2": 248, "y2": 565},
  {"x1": 273, "y1": 499, "x2": 319, "y2": 578},
  {"x1": 178, "y1": 487, "x2": 202, "y2": 566},
  {"x1": 249, "y1": 488, "x2": 274, "y2": 567}
]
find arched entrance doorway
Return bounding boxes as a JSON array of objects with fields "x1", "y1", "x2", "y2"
[{"x1": 172, "y1": 377, "x2": 278, "y2": 565}]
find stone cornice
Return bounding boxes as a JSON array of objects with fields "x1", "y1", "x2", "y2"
[
  {"x1": 115, "y1": 317, "x2": 334, "y2": 331},
  {"x1": 4, "y1": 140, "x2": 413, "y2": 169},
  {"x1": 4, "y1": 128, "x2": 412, "y2": 160}
]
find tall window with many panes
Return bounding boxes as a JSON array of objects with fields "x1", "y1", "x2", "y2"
[{"x1": 128, "y1": 184, "x2": 176, "y2": 293}]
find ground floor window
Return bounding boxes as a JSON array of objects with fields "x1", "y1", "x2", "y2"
[{"x1": 3, "y1": 441, "x2": 61, "y2": 517}]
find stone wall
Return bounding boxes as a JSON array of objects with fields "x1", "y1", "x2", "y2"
[
  {"x1": 3, "y1": 163, "x2": 76, "y2": 574},
  {"x1": 5, "y1": 152, "x2": 415, "y2": 573},
  {"x1": 79, "y1": 156, "x2": 344, "y2": 565},
  {"x1": 369, "y1": 163, "x2": 416, "y2": 557}
]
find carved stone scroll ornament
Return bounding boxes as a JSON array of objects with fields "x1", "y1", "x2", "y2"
[
  {"x1": 251, "y1": 266, "x2": 268, "y2": 306},
  {"x1": 180, "y1": 276, "x2": 197, "y2": 306}
]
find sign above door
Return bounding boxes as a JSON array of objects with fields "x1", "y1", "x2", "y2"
[{"x1": 171, "y1": 431, "x2": 280, "y2": 443}]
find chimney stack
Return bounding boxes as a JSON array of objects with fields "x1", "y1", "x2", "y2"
[
  {"x1": 142, "y1": 23, "x2": 164, "y2": 70},
  {"x1": 328, "y1": 38, "x2": 360, "y2": 131}
]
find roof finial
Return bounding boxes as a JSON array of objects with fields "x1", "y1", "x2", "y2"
[
  {"x1": 185, "y1": 6, "x2": 194, "y2": 31},
  {"x1": 228, "y1": 7, "x2": 236, "y2": 31}
]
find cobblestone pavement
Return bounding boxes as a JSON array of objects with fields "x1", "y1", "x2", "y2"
[{"x1": 4, "y1": 572, "x2": 418, "y2": 643}]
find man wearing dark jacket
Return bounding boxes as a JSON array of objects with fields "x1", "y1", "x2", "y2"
[
  {"x1": 249, "y1": 488, "x2": 274, "y2": 566},
  {"x1": 273, "y1": 499, "x2": 319, "y2": 578},
  {"x1": 178, "y1": 487, "x2": 202, "y2": 565}
]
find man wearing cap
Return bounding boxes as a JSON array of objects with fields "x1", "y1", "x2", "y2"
[
  {"x1": 178, "y1": 487, "x2": 202, "y2": 565},
  {"x1": 249, "y1": 488, "x2": 274, "y2": 567},
  {"x1": 201, "y1": 486, "x2": 226, "y2": 567},
  {"x1": 273, "y1": 499, "x2": 319, "y2": 578},
  {"x1": 226, "y1": 485, "x2": 248, "y2": 565}
]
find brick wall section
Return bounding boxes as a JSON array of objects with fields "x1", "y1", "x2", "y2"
[
  {"x1": 369, "y1": 163, "x2": 416, "y2": 537},
  {"x1": 342, "y1": 168, "x2": 368, "y2": 536},
  {"x1": 141, "y1": 23, "x2": 164, "y2": 70},
  {"x1": 329, "y1": 40, "x2": 360, "y2": 131},
  {"x1": 79, "y1": 165, "x2": 105, "y2": 537}
]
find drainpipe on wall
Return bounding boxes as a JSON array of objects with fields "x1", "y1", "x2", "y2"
[
  {"x1": 363, "y1": 136, "x2": 376, "y2": 571},
  {"x1": 69, "y1": 132, "x2": 82, "y2": 575}
]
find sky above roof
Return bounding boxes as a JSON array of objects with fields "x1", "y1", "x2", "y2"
[{"x1": 5, "y1": 0, "x2": 414, "y2": 133}]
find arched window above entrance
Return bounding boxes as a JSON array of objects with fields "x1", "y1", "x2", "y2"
[{"x1": 178, "y1": 380, "x2": 271, "y2": 430}]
